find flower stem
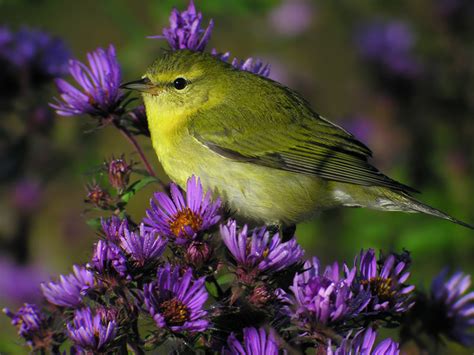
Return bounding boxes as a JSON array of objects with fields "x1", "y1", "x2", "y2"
[{"x1": 117, "y1": 126, "x2": 155, "y2": 177}]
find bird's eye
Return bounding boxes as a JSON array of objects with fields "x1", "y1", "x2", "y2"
[{"x1": 173, "y1": 77, "x2": 187, "y2": 90}]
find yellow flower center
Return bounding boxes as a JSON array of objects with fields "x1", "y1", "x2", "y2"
[
  {"x1": 159, "y1": 298, "x2": 189, "y2": 326},
  {"x1": 362, "y1": 276, "x2": 396, "y2": 301},
  {"x1": 169, "y1": 207, "x2": 203, "y2": 237}
]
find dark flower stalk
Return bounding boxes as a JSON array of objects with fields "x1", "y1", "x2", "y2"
[{"x1": 50, "y1": 45, "x2": 157, "y2": 178}]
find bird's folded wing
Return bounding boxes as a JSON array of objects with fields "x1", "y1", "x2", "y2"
[{"x1": 190, "y1": 82, "x2": 416, "y2": 193}]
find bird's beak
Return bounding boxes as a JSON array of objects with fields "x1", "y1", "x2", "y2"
[{"x1": 120, "y1": 78, "x2": 162, "y2": 95}]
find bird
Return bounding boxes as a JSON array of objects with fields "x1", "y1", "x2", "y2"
[{"x1": 122, "y1": 49, "x2": 472, "y2": 232}]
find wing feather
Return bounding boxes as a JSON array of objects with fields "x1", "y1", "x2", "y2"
[{"x1": 190, "y1": 74, "x2": 417, "y2": 193}]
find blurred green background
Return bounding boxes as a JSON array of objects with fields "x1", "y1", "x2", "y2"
[{"x1": 0, "y1": 0, "x2": 473, "y2": 353}]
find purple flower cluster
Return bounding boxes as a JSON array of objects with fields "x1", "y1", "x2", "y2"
[
  {"x1": 430, "y1": 270, "x2": 474, "y2": 346},
  {"x1": 41, "y1": 265, "x2": 96, "y2": 308},
  {"x1": 150, "y1": 0, "x2": 213, "y2": 52},
  {"x1": 279, "y1": 257, "x2": 370, "y2": 330},
  {"x1": 211, "y1": 49, "x2": 272, "y2": 77},
  {"x1": 144, "y1": 175, "x2": 221, "y2": 243},
  {"x1": 51, "y1": 45, "x2": 124, "y2": 117},
  {"x1": 5, "y1": 1, "x2": 474, "y2": 353},
  {"x1": 4, "y1": 304, "x2": 45, "y2": 338},
  {"x1": 120, "y1": 224, "x2": 168, "y2": 268},
  {"x1": 4, "y1": 174, "x2": 474, "y2": 353},
  {"x1": 144, "y1": 264, "x2": 208, "y2": 332},
  {"x1": 221, "y1": 220, "x2": 303, "y2": 281},
  {"x1": 355, "y1": 20, "x2": 422, "y2": 79},
  {"x1": 224, "y1": 327, "x2": 281, "y2": 355},
  {"x1": 101, "y1": 215, "x2": 129, "y2": 243},
  {"x1": 67, "y1": 307, "x2": 117, "y2": 352},
  {"x1": 150, "y1": 0, "x2": 271, "y2": 77},
  {"x1": 329, "y1": 328, "x2": 400, "y2": 355},
  {"x1": 356, "y1": 249, "x2": 415, "y2": 313},
  {"x1": 0, "y1": 26, "x2": 70, "y2": 77}
]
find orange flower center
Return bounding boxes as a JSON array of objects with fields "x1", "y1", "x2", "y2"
[
  {"x1": 169, "y1": 207, "x2": 203, "y2": 237},
  {"x1": 159, "y1": 298, "x2": 189, "y2": 326},
  {"x1": 245, "y1": 240, "x2": 269, "y2": 259},
  {"x1": 361, "y1": 276, "x2": 396, "y2": 301}
]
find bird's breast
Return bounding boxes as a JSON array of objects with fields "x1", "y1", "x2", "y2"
[{"x1": 150, "y1": 126, "x2": 338, "y2": 225}]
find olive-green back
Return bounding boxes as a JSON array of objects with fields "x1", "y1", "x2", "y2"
[{"x1": 189, "y1": 62, "x2": 416, "y2": 193}]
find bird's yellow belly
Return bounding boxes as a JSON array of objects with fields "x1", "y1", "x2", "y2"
[{"x1": 153, "y1": 134, "x2": 338, "y2": 225}]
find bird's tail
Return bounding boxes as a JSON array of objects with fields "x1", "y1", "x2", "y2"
[{"x1": 385, "y1": 190, "x2": 474, "y2": 230}]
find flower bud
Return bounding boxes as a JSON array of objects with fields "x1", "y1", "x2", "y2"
[
  {"x1": 107, "y1": 155, "x2": 132, "y2": 191},
  {"x1": 248, "y1": 284, "x2": 272, "y2": 307},
  {"x1": 185, "y1": 241, "x2": 212, "y2": 268},
  {"x1": 85, "y1": 183, "x2": 111, "y2": 209}
]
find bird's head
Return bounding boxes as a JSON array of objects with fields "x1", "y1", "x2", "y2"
[{"x1": 122, "y1": 50, "x2": 233, "y2": 126}]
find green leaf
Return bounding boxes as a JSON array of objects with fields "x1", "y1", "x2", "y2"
[
  {"x1": 121, "y1": 176, "x2": 160, "y2": 203},
  {"x1": 217, "y1": 273, "x2": 234, "y2": 287},
  {"x1": 86, "y1": 217, "x2": 102, "y2": 230},
  {"x1": 205, "y1": 281, "x2": 219, "y2": 298}
]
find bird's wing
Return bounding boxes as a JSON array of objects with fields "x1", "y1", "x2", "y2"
[{"x1": 190, "y1": 79, "x2": 417, "y2": 193}]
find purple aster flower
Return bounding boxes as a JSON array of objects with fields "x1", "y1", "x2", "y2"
[
  {"x1": 3, "y1": 304, "x2": 49, "y2": 348},
  {"x1": 0, "y1": 258, "x2": 47, "y2": 303},
  {"x1": 0, "y1": 26, "x2": 12, "y2": 49},
  {"x1": 100, "y1": 215, "x2": 129, "y2": 243},
  {"x1": 268, "y1": 0, "x2": 314, "y2": 37},
  {"x1": 355, "y1": 20, "x2": 421, "y2": 79},
  {"x1": 429, "y1": 269, "x2": 474, "y2": 346},
  {"x1": 356, "y1": 249, "x2": 415, "y2": 313},
  {"x1": 278, "y1": 257, "x2": 370, "y2": 332},
  {"x1": 223, "y1": 327, "x2": 281, "y2": 355},
  {"x1": 50, "y1": 45, "x2": 124, "y2": 117},
  {"x1": 91, "y1": 240, "x2": 129, "y2": 280},
  {"x1": 144, "y1": 175, "x2": 221, "y2": 243},
  {"x1": 119, "y1": 223, "x2": 168, "y2": 268},
  {"x1": 220, "y1": 220, "x2": 303, "y2": 282},
  {"x1": 149, "y1": 0, "x2": 213, "y2": 51},
  {"x1": 143, "y1": 264, "x2": 208, "y2": 332},
  {"x1": 211, "y1": 49, "x2": 271, "y2": 77},
  {"x1": 230, "y1": 57, "x2": 271, "y2": 77},
  {"x1": 328, "y1": 328, "x2": 400, "y2": 355},
  {"x1": 67, "y1": 307, "x2": 117, "y2": 353},
  {"x1": 0, "y1": 27, "x2": 70, "y2": 77},
  {"x1": 41, "y1": 265, "x2": 96, "y2": 308}
]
